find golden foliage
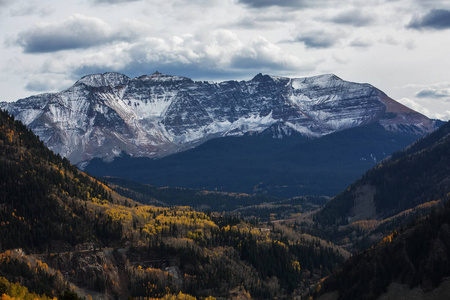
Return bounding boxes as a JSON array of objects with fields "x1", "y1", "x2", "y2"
[
  {"x1": 0, "y1": 277, "x2": 56, "y2": 300},
  {"x1": 379, "y1": 230, "x2": 398, "y2": 245},
  {"x1": 349, "y1": 220, "x2": 379, "y2": 233}
]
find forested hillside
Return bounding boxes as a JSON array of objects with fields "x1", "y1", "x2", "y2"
[
  {"x1": 307, "y1": 121, "x2": 450, "y2": 299},
  {"x1": 313, "y1": 120, "x2": 450, "y2": 250},
  {"x1": 0, "y1": 109, "x2": 346, "y2": 299},
  {"x1": 315, "y1": 196, "x2": 450, "y2": 300},
  {"x1": 0, "y1": 109, "x2": 118, "y2": 251}
]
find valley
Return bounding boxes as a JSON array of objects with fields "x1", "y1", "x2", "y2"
[
  {"x1": 1, "y1": 0, "x2": 449, "y2": 297},
  {"x1": 0, "y1": 71, "x2": 448, "y2": 300}
]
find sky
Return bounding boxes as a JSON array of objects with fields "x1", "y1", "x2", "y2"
[{"x1": 0, "y1": 0, "x2": 449, "y2": 120}]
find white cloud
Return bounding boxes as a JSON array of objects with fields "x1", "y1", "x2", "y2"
[
  {"x1": 379, "y1": 35, "x2": 399, "y2": 46},
  {"x1": 398, "y1": 95, "x2": 450, "y2": 121},
  {"x1": 332, "y1": 53, "x2": 350, "y2": 64},
  {"x1": 25, "y1": 75, "x2": 73, "y2": 92},
  {"x1": 349, "y1": 37, "x2": 373, "y2": 48},
  {"x1": 404, "y1": 39, "x2": 416, "y2": 50},
  {"x1": 66, "y1": 30, "x2": 315, "y2": 79},
  {"x1": 397, "y1": 97, "x2": 432, "y2": 116},
  {"x1": 93, "y1": 0, "x2": 140, "y2": 4},
  {"x1": 230, "y1": 36, "x2": 313, "y2": 71},
  {"x1": 9, "y1": 0, "x2": 53, "y2": 16}
]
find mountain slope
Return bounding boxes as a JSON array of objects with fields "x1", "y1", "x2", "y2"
[
  {"x1": 310, "y1": 120, "x2": 450, "y2": 254},
  {"x1": 0, "y1": 109, "x2": 346, "y2": 299},
  {"x1": 316, "y1": 196, "x2": 450, "y2": 300},
  {"x1": 87, "y1": 122, "x2": 422, "y2": 197},
  {"x1": 315, "y1": 120, "x2": 450, "y2": 226},
  {"x1": 0, "y1": 72, "x2": 437, "y2": 166},
  {"x1": 308, "y1": 121, "x2": 450, "y2": 299},
  {"x1": 0, "y1": 109, "x2": 121, "y2": 251}
]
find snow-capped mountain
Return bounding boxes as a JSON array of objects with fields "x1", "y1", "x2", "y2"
[{"x1": 0, "y1": 72, "x2": 437, "y2": 165}]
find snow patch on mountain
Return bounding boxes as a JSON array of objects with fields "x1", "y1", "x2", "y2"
[
  {"x1": 76, "y1": 72, "x2": 130, "y2": 88},
  {"x1": 225, "y1": 111, "x2": 277, "y2": 136}
]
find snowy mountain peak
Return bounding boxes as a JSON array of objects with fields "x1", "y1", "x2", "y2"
[
  {"x1": 0, "y1": 72, "x2": 438, "y2": 165},
  {"x1": 252, "y1": 73, "x2": 277, "y2": 83},
  {"x1": 316, "y1": 73, "x2": 341, "y2": 81},
  {"x1": 136, "y1": 71, "x2": 193, "y2": 83},
  {"x1": 76, "y1": 72, "x2": 130, "y2": 88},
  {"x1": 291, "y1": 73, "x2": 343, "y2": 87}
]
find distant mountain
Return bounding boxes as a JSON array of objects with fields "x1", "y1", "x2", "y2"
[{"x1": 0, "y1": 72, "x2": 438, "y2": 167}]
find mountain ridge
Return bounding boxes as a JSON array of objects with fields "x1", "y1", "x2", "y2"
[
  {"x1": 86, "y1": 122, "x2": 423, "y2": 197},
  {"x1": 0, "y1": 72, "x2": 438, "y2": 165},
  {"x1": 310, "y1": 120, "x2": 450, "y2": 256}
]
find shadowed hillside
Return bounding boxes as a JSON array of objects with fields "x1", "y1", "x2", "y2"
[
  {"x1": 313, "y1": 121, "x2": 450, "y2": 250},
  {"x1": 309, "y1": 121, "x2": 450, "y2": 299},
  {"x1": 315, "y1": 196, "x2": 450, "y2": 300}
]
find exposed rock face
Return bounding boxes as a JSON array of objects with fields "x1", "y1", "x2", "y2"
[{"x1": 0, "y1": 72, "x2": 437, "y2": 165}]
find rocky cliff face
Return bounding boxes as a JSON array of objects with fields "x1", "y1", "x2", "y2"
[{"x1": 0, "y1": 72, "x2": 437, "y2": 165}]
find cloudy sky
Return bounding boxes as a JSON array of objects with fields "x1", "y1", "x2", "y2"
[{"x1": 1, "y1": 0, "x2": 449, "y2": 120}]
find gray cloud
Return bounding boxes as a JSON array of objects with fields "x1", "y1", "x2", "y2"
[
  {"x1": 291, "y1": 30, "x2": 343, "y2": 48},
  {"x1": 232, "y1": 13, "x2": 294, "y2": 29},
  {"x1": 25, "y1": 81, "x2": 49, "y2": 92},
  {"x1": 329, "y1": 9, "x2": 375, "y2": 27},
  {"x1": 15, "y1": 14, "x2": 136, "y2": 53},
  {"x1": 408, "y1": 9, "x2": 450, "y2": 30},
  {"x1": 416, "y1": 88, "x2": 450, "y2": 99},
  {"x1": 0, "y1": 0, "x2": 12, "y2": 6},
  {"x1": 237, "y1": 0, "x2": 330, "y2": 9},
  {"x1": 238, "y1": 0, "x2": 306, "y2": 8},
  {"x1": 93, "y1": 0, "x2": 140, "y2": 4}
]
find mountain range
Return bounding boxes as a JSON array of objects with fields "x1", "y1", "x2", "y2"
[
  {"x1": 0, "y1": 72, "x2": 441, "y2": 197},
  {"x1": 0, "y1": 72, "x2": 438, "y2": 167}
]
